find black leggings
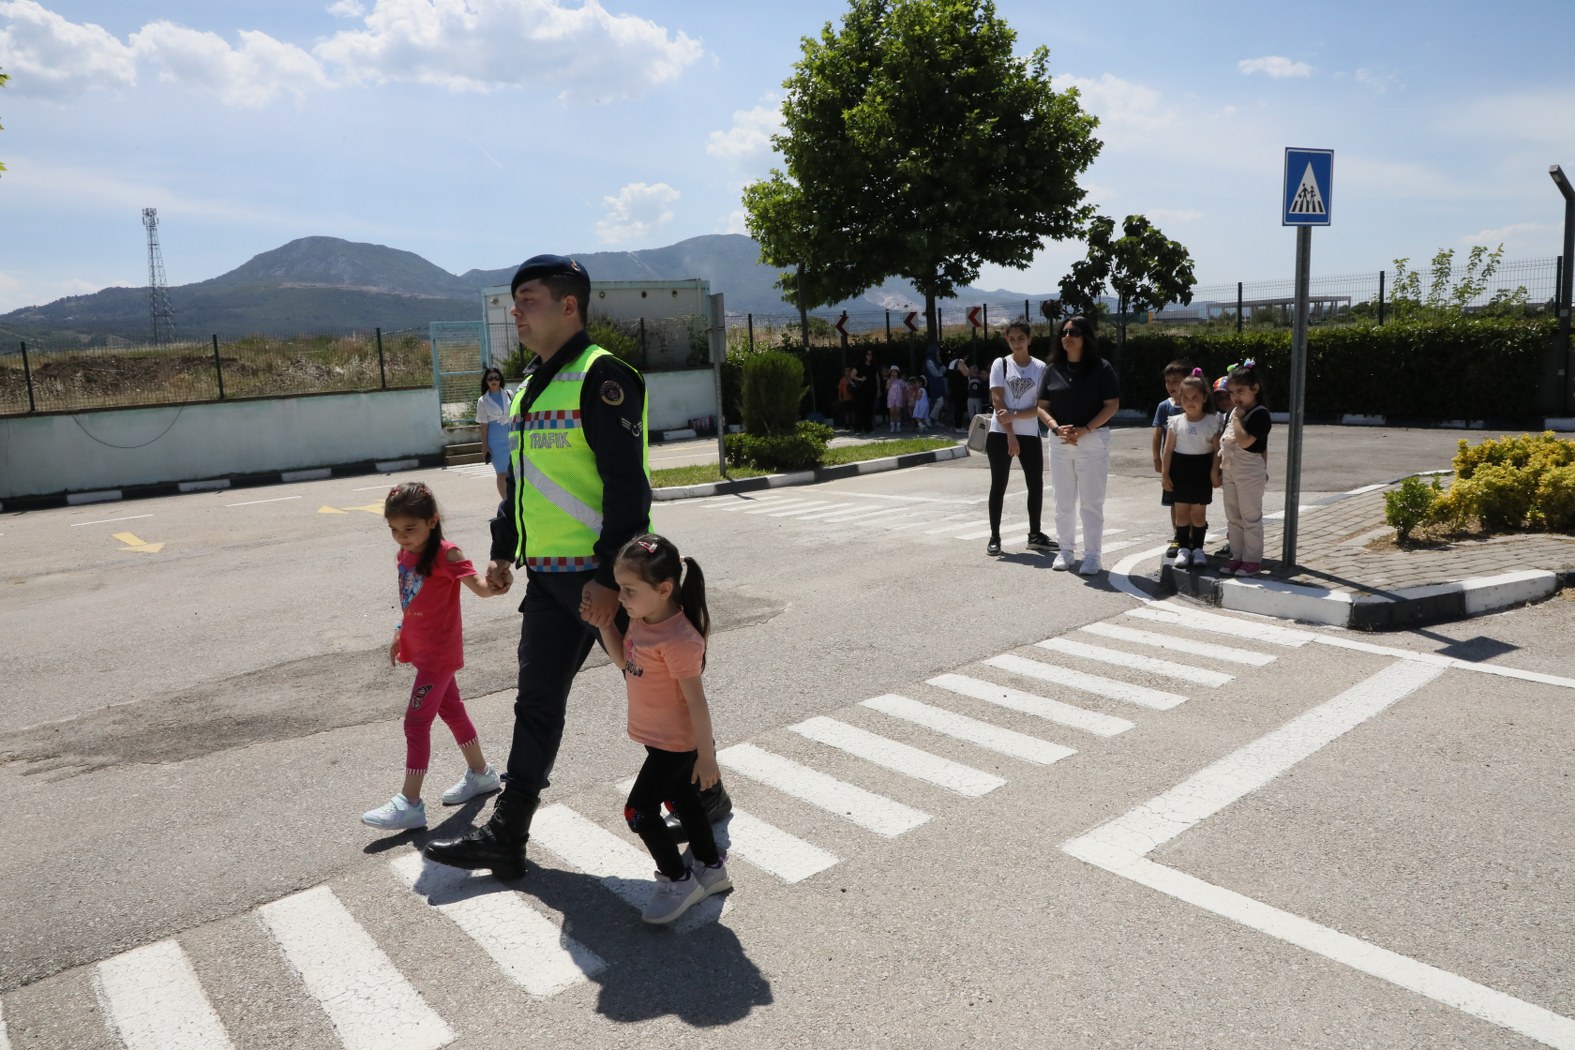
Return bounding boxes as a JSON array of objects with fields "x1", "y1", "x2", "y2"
[
  {"x1": 985, "y1": 430, "x2": 1043, "y2": 538},
  {"x1": 625, "y1": 745, "x2": 721, "y2": 879}
]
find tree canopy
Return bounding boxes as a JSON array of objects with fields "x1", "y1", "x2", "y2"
[
  {"x1": 1058, "y1": 214, "x2": 1196, "y2": 344},
  {"x1": 743, "y1": 0, "x2": 1100, "y2": 343}
]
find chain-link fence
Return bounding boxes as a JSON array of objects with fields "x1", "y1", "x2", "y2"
[{"x1": 0, "y1": 328, "x2": 432, "y2": 417}]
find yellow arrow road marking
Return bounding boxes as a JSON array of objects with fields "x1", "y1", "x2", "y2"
[
  {"x1": 348, "y1": 502, "x2": 385, "y2": 515},
  {"x1": 112, "y1": 532, "x2": 165, "y2": 554},
  {"x1": 318, "y1": 506, "x2": 350, "y2": 514}
]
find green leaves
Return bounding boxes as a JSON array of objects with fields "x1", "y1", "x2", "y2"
[{"x1": 1059, "y1": 214, "x2": 1197, "y2": 324}]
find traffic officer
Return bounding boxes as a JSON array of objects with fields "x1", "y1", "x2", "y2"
[{"x1": 424, "y1": 254, "x2": 728, "y2": 879}]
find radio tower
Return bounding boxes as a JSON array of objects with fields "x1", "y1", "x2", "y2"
[{"x1": 142, "y1": 208, "x2": 176, "y2": 344}]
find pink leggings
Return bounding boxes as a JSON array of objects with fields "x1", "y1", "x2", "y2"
[{"x1": 404, "y1": 668, "x2": 478, "y2": 777}]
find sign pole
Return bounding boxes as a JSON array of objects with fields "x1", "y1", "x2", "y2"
[
  {"x1": 1282, "y1": 226, "x2": 1311, "y2": 568},
  {"x1": 708, "y1": 293, "x2": 728, "y2": 478}
]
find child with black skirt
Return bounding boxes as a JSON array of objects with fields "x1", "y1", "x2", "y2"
[{"x1": 1161, "y1": 370, "x2": 1223, "y2": 568}]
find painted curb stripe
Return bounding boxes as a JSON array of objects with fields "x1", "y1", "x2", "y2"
[
  {"x1": 860, "y1": 693, "x2": 1077, "y2": 765},
  {"x1": 789, "y1": 715, "x2": 1006, "y2": 796},
  {"x1": 93, "y1": 940, "x2": 234, "y2": 1050},
  {"x1": 717, "y1": 742, "x2": 930, "y2": 837}
]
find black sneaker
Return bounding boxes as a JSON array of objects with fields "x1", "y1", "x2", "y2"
[
  {"x1": 1026, "y1": 531, "x2": 1056, "y2": 552},
  {"x1": 986, "y1": 537, "x2": 1002, "y2": 556},
  {"x1": 1164, "y1": 541, "x2": 1181, "y2": 560}
]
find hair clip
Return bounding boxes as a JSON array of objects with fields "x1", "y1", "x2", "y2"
[
  {"x1": 1242, "y1": 358, "x2": 1257, "y2": 369},
  {"x1": 1190, "y1": 367, "x2": 1203, "y2": 377},
  {"x1": 634, "y1": 539, "x2": 658, "y2": 553},
  {"x1": 388, "y1": 487, "x2": 399, "y2": 497}
]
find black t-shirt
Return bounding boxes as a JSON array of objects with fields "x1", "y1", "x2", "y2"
[
  {"x1": 1236, "y1": 404, "x2": 1272, "y2": 455},
  {"x1": 966, "y1": 371, "x2": 988, "y2": 399},
  {"x1": 1037, "y1": 356, "x2": 1120, "y2": 427}
]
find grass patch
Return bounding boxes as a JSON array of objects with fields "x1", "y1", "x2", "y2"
[{"x1": 651, "y1": 436, "x2": 957, "y2": 489}]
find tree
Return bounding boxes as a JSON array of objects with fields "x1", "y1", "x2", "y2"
[
  {"x1": 1058, "y1": 214, "x2": 1196, "y2": 347},
  {"x1": 1389, "y1": 244, "x2": 1529, "y2": 320},
  {"x1": 743, "y1": 0, "x2": 1100, "y2": 345}
]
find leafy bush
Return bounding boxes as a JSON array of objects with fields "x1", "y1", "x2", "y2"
[
  {"x1": 724, "y1": 421, "x2": 834, "y2": 472},
  {"x1": 1535, "y1": 464, "x2": 1575, "y2": 530},
  {"x1": 1426, "y1": 432, "x2": 1575, "y2": 533},
  {"x1": 1383, "y1": 475, "x2": 1440, "y2": 542},
  {"x1": 740, "y1": 350, "x2": 807, "y2": 435}
]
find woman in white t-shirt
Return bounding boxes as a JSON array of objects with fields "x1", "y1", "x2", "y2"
[{"x1": 983, "y1": 321, "x2": 1053, "y2": 557}]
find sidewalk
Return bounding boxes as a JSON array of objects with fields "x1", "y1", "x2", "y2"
[{"x1": 1155, "y1": 483, "x2": 1575, "y2": 630}]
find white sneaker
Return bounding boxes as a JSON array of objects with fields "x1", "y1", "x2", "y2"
[
  {"x1": 362, "y1": 793, "x2": 426, "y2": 830},
  {"x1": 1077, "y1": 555, "x2": 1102, "y2": 575},
  {"x1": 441, "y1": 765, "x2": 501, "y2": 805},
  {"x1": 1189, "y1": 548, "x2": 1207, "y2": 568},
  {"x1": 1051, "y1": 551, "x2": 1075, "y2": 571},
  {"x1": 695, "y1": 857, "x2": 733, "y2": 899},
  {"x1": 641, "y1": 868, "x2": 706, "y2": 924},
  {"x1": 1173, "y1": 548, "x2": 1191, "y2": 567}
]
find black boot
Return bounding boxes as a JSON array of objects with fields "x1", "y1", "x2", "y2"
[{"x1": 423, "y1": 785, "x2": 537, "y2": 880}]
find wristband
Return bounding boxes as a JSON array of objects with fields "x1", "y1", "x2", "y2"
[{"x1": 393, "y1": 624, "x2": 402, "y2": 632}]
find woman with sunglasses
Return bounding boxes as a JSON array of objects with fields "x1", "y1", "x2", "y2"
[
  {"x1": 1036, "y1": 316, "x2": 1120, "y2": 574},
  {"x1": 476, "y1": 367, "x2": 514, "y2": 498}
]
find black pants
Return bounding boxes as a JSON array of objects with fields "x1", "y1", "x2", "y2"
[
  {"x1": 625, "y1": 745, "x2": 721, "y2": 880},
  {"x1": 854, "y1": 391, "x2": 874, "y2": 432},
  {"x1": 985, "y1": 430, "x2": 1043, "y2": 538}
]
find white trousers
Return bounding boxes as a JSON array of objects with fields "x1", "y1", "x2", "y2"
[{"x1": 1048, "y1": 428, "x2": 1111, "y2": 559}]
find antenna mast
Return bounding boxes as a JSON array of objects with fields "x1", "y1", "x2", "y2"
[{"x1": 142, "y1": 208, "x2": 176, "y2": 344}]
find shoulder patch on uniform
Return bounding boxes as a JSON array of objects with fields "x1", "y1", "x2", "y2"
[
  {"x1": 620, "y1": 417, "x2": 643, "y2": 438},
  {"x1": 599, "y1": 380, "x2": 625, "y2": 406}
]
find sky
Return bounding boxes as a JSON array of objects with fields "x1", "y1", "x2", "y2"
[{"x1": 0, "y1": 0, "x2": 1571, "y2": 314}]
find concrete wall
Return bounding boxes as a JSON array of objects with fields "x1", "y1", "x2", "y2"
[
  {"x1": 647, "y1": 369, "x2": 718, "y2": 433},
  {"x1": 0, "y1": 388, "x2": 443, "y2": 500}
]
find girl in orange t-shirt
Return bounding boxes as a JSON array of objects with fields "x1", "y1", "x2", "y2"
[{"x1": 598, "y1": 533, "x2": 731, "y2": 925}]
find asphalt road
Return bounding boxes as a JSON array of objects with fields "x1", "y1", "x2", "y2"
[{"x1": 1, "y1": 425, "x2": 1570, "y2": 1049}]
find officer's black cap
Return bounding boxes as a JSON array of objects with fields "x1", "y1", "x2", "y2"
[{"x1": 510, "y1": 255, "x2": 588, "y2": 296}]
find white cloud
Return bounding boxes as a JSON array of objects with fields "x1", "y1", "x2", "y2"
[
  {"x1": 722, "y1": 208, "x2": 749, "y2": 235},
  {"x1": 1354, "y1": 68, "x2": 1400, "y2": 93},
  {"x1": 1064, "y1": 73, "x2": 1172, "y2": 138},
  {"x1": 326, "y1": 0, "x2": 366, "y2": 16},
  {"x1": 131, "y1": 23, "x2": 330, "y2": 107},
  {"x1": 0, "y1": 271, "x2": 119, "y2": 313},
  {"x1": 706, "y1": 102, "x2": 783, "y2": 162},
  {"x1": 595, "y1": 181, "x2": 680, "y2": 243},
  {"x1": 1237, "y1": 56, "x2": 1313, "y2": 78},
  {"x1": 0, "y1": 0, "x2": 137, "y2": 99},
  {"x1": 314, "y1": 0, "x2": 703, "y2": 100},
  {"x1": 1453, "y1": 87, "x2": 1575, "y2": 150},
  {"x1": 1457, "y1": 223, "x2": 1562, "y2": 256}
]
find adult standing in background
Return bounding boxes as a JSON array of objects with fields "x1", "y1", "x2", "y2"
[
  {"x1": 1037, "y1": 315, "x2": 1120, "y2": 575},
  {"x1": 947, "y1": 354, "x2": 970, "y2": 431},
  {"x1": 475, "y1": 366, "x2": 513, "y2": 499},
  {"x1": 983, "y1": 321, "x2": 1054, "y2": 557},
  {"x1": 850, "y1": 347, "x2": 876, "y2": 433},
  {"x1": 923, "y1": 344, "x2": 948, "y2": 429}
]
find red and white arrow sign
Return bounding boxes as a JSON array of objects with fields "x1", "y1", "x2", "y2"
[
  {"x1": 966, "y1": 306, "x2": 982, "y2": 328},
  {"x1": 903, "y1": 311, "x2": 919, "y2": 332},
  {"x1": 834, "y1": 311, "x2": 850, "y2": 337}
]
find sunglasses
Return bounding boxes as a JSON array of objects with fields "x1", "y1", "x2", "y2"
[{"x1": 1061, "y1": 330, "x2": 1082, "y2": 338}]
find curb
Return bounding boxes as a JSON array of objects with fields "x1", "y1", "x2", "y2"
[
  {"x1": 1158, "y1": 564, "x2": 1563, "y2": 630},
  {"x1": 0, "y1": 454, "x2": 446, "y2": 514},
  {"x1": 653, "y1": 443, "x2": 969, "y2": 501}
]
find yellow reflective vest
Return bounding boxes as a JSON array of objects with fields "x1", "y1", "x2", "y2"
[{"x1": 507, "y1": 342, "x2": 649, "y2": 572}]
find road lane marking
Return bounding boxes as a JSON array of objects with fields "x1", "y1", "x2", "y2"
[
  {"x1": 1125, "y1": 604, "x2": 1315, "y2": 647},
  {"x1": 1035, "y1": 637, "x2": 1235, "y2": 687},
  {"x1": 925, "y1": 673, "x2": 1134, "y2": 736},
  {"x1": 954, "y1": 520, "x2": 1029, "y2": 541},
  {"x1": 790, "y1": 715, "x2": 1006, "y2": 796},
  {"x1": 69, "y1": 514, "x2": 152, "y2": 527},
  {"x1": 1079, "y1": 621, "x2": 1276, "y2": 666},
  {"x1": 723, "y1": 810, "x2": 841, "y2": 883},
  {"x1": 111, "y1": 531, "x2": 164, "y2": 554},
  {"x1": 1311, "y1": 635, "x2": 1575, "y2": 690},
  {"x1": 987, "y1": 653, "x2": 1188, "y2": 710},
  {"x1": 0, "y1": 1000, "x2": 9, "y2": 1050},
  {"x1": 390, "y1": 853, "x2": 605, "y2": 996},
  {"x1": 92, "y1": 940, "x2": 234, "y2": 1050},
  {"x1": 759, "y1": 500, "x2": 843, "y2": 516},
  {"x1": 717, "y1": 743, "x2": 930, "y2": 837},
  {"x1": 1057, "y1": 660, "x2": 1575, "y2": 1050},
  {"x1": 860, "y1": 694, "x2": 1077, "y2": 765},
  {"x1": 741, "y1": 498, "x2": 819, "y2": 514},
  {"x1": 226, "y1": 496, "x2": 302, "y2": 507},
  {"x1": 258, "y1": 886, "x2": 453, "y2": 1050}
]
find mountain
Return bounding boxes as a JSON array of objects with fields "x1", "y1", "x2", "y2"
[{"x1": 0, "y1": 234, "x2": 1052, "y2": 344}]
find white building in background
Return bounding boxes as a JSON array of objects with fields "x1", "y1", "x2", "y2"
[{"x1": 481, "y1": 278, "x2": 712, "y2": 373}]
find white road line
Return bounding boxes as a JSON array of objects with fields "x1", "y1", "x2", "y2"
[
  {"x1": 761, "y1": 500, "x2": 844, "y2": 516},
  {"x1": 1056, "y1": 661, "x2": 1575, "y2": 1050},
  {"x1": 1035, "y1": 637, "x2": 1234, "y2": 688},
  {"x1": 69, "y1": 514, "x2": 153, "y2": 527},
  {"x1": 924, "y1": 517, "x2": 992, "y2": 534},
  {"x1": 926, "y1": 673, "x2": 1134, "y2": 736},
  {"x1": 389, "y1": 853, "x2": 605, "y2": 997},
  {"x1": 861, "y1": 694, "x2": 1077, "y2": 765},
  {"x1": 528, "y1": 805, "x2": 726, "y2": 932},
  {"x1": 790, "y1": 715, "x2": 1006, "y2": 796},
  {"x1": 741, "y1": 498, "x2": 817, "y2": 515},
  {"x1": 0, "y1": 1000, "x2": 9, "y2": 1050},
  {"x1": 717, "y1": 742, "x2": 930, "y2": 837},
  {"x1": 807, "y1": 504, "x2": 918, "y2": 525},
  {"x1": 725, "y1": 810, "x2": 840, "y2": 883},
  {"x1": 225, "y1": 495, "x2": 302, "y2": 508},
  {"x1": 775, "y1": 502, "x2": 859, "y2": 519},
  {"x1": 828, "y1": 491, "x2": 978, "y2": 505},
  {"x1": 955, "y1": 520, "x2": 1028, "y2": 541},
  {"x1": 93, "y1": 940, "x2": 235, "y2": 1050},
  {"x1": 987, "y1": 653, "x2": 1188, "y2": 710},
  {"x1": 1125, "y1": 604, "x2": 1315, "y2": 647},
  {"x1": 1080, "y1": 621, "x2": 1276, "y2": 667},
  {"x1": 1101, "y1": 538, "x2": 1143, "y2": 554},
  {"x1": 1312, "y1": 635, "x2": 1575, "y2": 691},
  {"x1": 258, "y1": 886, "x2": 453, "y2": 1050}
]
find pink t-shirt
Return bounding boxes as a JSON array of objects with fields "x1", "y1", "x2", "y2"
[
  {"x1": 396, "y1": 540, "x2": 475, "y2": 674},
  {"x1": 622, "y1": 611, "x2": 707, "y2": 752}
]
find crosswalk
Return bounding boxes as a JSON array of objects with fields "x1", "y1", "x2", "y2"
[{"x1": 4, "y1": 604, "x2": 1299, "y2": 1049}]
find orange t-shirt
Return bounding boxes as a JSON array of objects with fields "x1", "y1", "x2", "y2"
[{"x1": 622, "y1": 611, "x2": 707, "y2": 752}]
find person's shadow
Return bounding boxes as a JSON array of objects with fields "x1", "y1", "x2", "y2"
[{"x1": 400, "y1": 832, "x2": 772, "y2": 1028}]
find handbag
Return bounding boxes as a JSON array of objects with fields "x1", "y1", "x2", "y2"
[{"x1": 966, "y1": 413, "x2": 991, "y2": 452}]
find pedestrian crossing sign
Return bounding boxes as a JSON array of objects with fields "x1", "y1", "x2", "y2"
[{"x1": 1283, "y1": 148, "x2": 1333, "y2": 226}]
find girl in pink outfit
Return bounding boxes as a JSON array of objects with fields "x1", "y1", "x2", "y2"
[
  {"x1": 363, "y1": 482, "x2": 502, "y2": 832},
  {"x1": 599, "y1": 533, "x2": 732, "y2": 925}
]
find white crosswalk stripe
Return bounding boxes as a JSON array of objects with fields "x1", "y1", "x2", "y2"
[
  {"x1": 1125, "y1": 605, "x2": 1314, "y2": 647},
  {"x1": 258, "y1": 886, "x2": 454, "y2": 1050},
  {"x1": 390, "y1": 853, "x2": 606, "y2": 996},
  {"x1": 1079, "y1": 621, "x2": 1276, "y2": 666},
  {"x1": 860, "y1": 694, "x2": 1078, "y2": 765},
  {"x1": 0, "y1": 1001, "x2": 9, "y2": 1050},
  {"x1": 718, "y1": 742, "x2": 931, "y2": 836},
  {"x1": 925, "y1": 673, "x2": 1135, "y2": 736},
  {"x1": 93, "y1": 940, "x2": 235, "y2": 1050},
  {"x1": 790, "y1": 715, "x2": 1007, "y2": 796},
  {"x1": 1035, "y1": 637, "x2": 1235, "y2": 687},
  {"x1": 742, "y1": 497, "x2": 820, "y2": 514},
  {"x1": 725, "y1": 810, "x2": 841, "y2": 883},
  {"x1": 987, "y1": 653, "x2": 1189, "y2": 710}
]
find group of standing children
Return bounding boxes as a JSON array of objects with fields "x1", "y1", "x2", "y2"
[
  {"x1": 366, "y1": 482, "x2": 729, "y2": 925},
  {"x1": 1153, "y1": 358, "x2": 1272, "y2": 575}
]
